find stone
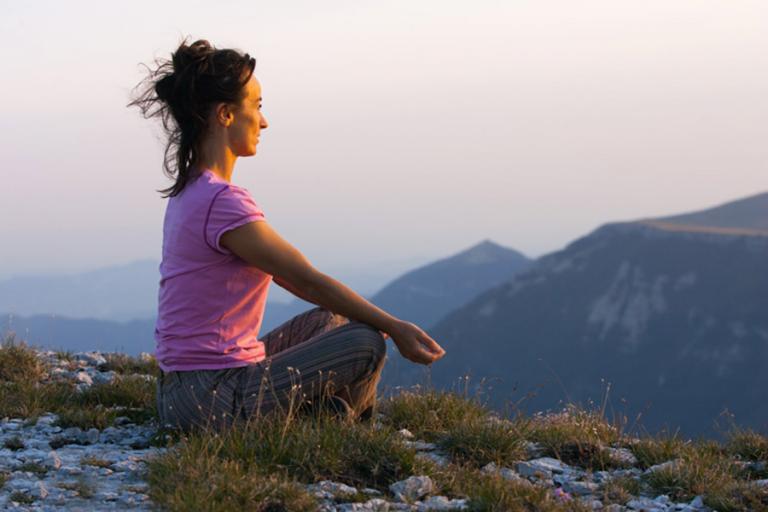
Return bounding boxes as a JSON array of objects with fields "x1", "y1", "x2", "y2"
[
  {"x1": 416, "y1": 495, "x2": 469, "y2": 511},
  {"x1": 390, "y1": 475, "x2": 434, "y2": 502},
  {"x1": 516, "y1": 457, "x2": 570, "y2": 478},
  {"x1": 645, "y1": 459, "x2": 683, "y2": 474},
  {"x1": 43, "y1": 450, "x2": 62, "y2": 470},
  {"x1": 74, "y1": 370, "x2": 94, "y2": 387},
  {"x1": 562, "y1": 480, "x2": 600, "y2": 496},
  {"x1": 308, "y1": 480, "x2": 359, "y2": 499},
  {"x1": 604, "y1": 447, "x2": 638, "y2": 467},
  {"x1": 415, "y1": 451, "x2": 450, "y2": 468},
  {"x1": 397, "y1": 428, "x2": 414, "y2": 439},
  {"x1": 74, "y1": 351, "x2": 108, "y2": 368}
]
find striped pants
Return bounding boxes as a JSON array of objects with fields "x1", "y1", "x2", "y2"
[{"x1": 156, "y1": 306, "x2": 387, "y2": 432}]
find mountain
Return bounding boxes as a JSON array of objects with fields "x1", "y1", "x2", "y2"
[
  {"x1": 376, "y1": 240, "x2": 532, "y2": 392},
  {"x1": 398, "y1": 193, "x2": 768, "y2": 438},
  {"x1": 0, "y1": 260, "x2": 159, "y2": 322},
  {"x1": 370, "y1": 239, "x2": 531, "y2": 328},
  {"x1": 0, "y1": 313, "x2": 157, "y2": 355}
]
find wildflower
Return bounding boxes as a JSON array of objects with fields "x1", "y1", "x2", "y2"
[{"x1": 553, "y1": 487, "x2": 572, "y2": 502}]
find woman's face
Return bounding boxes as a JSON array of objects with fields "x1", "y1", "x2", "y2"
[{"x1": 228, "y1": 75, "x2": 269, "y2": 156}]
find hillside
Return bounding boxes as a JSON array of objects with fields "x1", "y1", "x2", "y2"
[
  {"x1": 401, "y1": 193, "x2": 768, "y2": 439},
  {"x1": 1, "y1": 337, "x2": 767, "y2": 510}
]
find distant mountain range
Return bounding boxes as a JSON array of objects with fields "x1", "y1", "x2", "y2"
[
  {"x1": 401, "y1": 192, "x2": 768, "y2": 438},
  {"x1": 1, "y1": 240, "x2": 526, "y2": 358},
  {"x1": 375, "y1": 240, "x2": 532, "y2": 390}
]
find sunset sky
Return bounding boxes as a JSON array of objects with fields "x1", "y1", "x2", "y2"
[{"x1": 1, "y1": 0, "x2": 766, "y2": 283}]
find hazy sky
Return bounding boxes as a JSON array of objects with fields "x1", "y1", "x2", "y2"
[{"x1": 1, "y1": 0, "x2": 766, "y2": 281}]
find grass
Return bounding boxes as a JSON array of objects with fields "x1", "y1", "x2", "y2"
[
  {"x1": 9, "y1": 491, "x2": 36, "y2": 504},
  {"x1": 600, "y1": 475, "x2": 642, "y2": 505},
  {"x1": 102, "y1": 352, "x2": 159, "y2": 376},
  {"x1": 17, "y1": 462, "x2": 49, "y2": 476},
  {"x1": 57, "y1": 478, "x2": 96, "y2": 498},
  {"x1": 523, "y1": 404, "x2": 624, "y2": 470},
  {"x1": 642, "y1": 440, "x2": 768, "y2": 511},
  {"x1": 3, "y1": 435, "x2": 24, "y2": 451},
  {"x1": 1, "y1": 335, "x2": 767, "y2": 511},
  {"x1": 0, "y1": 336, "x2": 156, "y2": 429},
  {"x1": 81, "y1": 456, "x2": 112, "y2": 468}
]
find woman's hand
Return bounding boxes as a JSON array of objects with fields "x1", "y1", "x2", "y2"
[{"x1": 386, "y1": 320, "x2": 446, "y2": 365}]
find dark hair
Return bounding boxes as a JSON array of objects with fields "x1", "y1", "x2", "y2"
[{"x1": 127, "y1": 37, "x2": 256, "y2": 198}]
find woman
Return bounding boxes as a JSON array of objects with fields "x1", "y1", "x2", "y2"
[{"x1": 128, "y1": 38, "x2": 445, "y2": 432}]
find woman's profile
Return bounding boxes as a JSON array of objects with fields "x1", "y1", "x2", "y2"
[{"x1": 127, "y1": 37, "x2": 446, "y2": 432}]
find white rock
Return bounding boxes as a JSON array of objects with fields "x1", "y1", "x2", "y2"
[
  {"x1": 397, "y1": 428, "x2": 414, "y2": 439},
  {"x1": 308, "y1": 480, "x2": 359, "y2": 499},
  {"x1": 516, "y1": 457, "x2": 570, "y2": 478},
  {"x1": 404, "y1": 440, "x2": 437, "y2": 450},
  {"x1": 645, "y1": 459, "x2": 683, "y2": 474},
  {"x1": 604, "y1": 447, "x2": 638, "y2": 466},
  {"x1": 390, "y1": 475, "x2": 434, "y2": 502},
  {"x1": 562, "y1": 480, "x2": 599, "y2": 496},
  {"x1": 415, "y1": 451, "x2": 450, "y2": 468},
  {"x1": 43, "y1": 450, "x2": 62, "y2": 470},
  {"x1": 416, "y1": 495, "x2": 469, "y2": 511},
  {"x1": 74, "y1": 370, "x2": 94, "y2": 386}
]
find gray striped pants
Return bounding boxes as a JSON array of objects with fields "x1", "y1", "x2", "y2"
[{"x1": 156, "y1": 306, "x2": 387, "y2": 432}]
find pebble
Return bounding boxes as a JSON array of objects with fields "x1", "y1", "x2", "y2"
[{"x1": 389, "y1": 475, "x2": 434, "y2": 502}]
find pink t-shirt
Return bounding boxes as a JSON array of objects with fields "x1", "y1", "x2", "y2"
[{"x1": 154, "y1": 168, "x2": 272, "y2": 372}]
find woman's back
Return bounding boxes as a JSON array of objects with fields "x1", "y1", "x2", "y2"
[{"x1": 155, "y1": 168, "x2": 272, "y2": 372}]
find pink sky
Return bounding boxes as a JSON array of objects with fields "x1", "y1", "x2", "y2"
[{"x1": 1, "y1": 0, "x2": 766, "y2": 280}]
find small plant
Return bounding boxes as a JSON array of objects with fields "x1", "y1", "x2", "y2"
[
  {"x1": 0, "y1": 333, "x2": 45, "y2": 383},
  {"x1": 57, "y1": 478, "x2": 96, "y2": 498},
  {"x1": 80, "y1": 456, "x2": 112, "y2": 468},
  {"x1": 439, "y1": 416, "x2": 528, "y2": 468},
  {"x1": 379, "y1": 388, "x2": 491, "y2": 442},
  {"x1": 102, "y1": 352, "x2": 159, "y2": 376},
  {"x1": 628, "y1": 433, "x2": 690, "y2": 469},
  {"x1": 3, "y1": 435, "x2": 25, "y2": 451},
  {"x1": 524, "y1": 404, "x2": 623, "y2": 470},
  {"x1": 601, "y1": 475, "x2": 641, "y2": 505},
  {"x1": 9, "y1": 491, "x2": 36, "y2": 504},
  {"x1": 17, "y1": 462, "x2": 48, "y2": 476}
]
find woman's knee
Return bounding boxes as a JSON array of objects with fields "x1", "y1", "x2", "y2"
[{"x1": 345, "y1": 321, "x2": 387, "y2": 369}]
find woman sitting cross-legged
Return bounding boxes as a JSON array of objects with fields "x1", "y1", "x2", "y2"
[{"x1": 128, "y1": 38, "x2": 446, "y2": 432}]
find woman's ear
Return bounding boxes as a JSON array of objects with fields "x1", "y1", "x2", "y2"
[{"x1": 214, "y1": 102, "x2": 234, "y2": 127}]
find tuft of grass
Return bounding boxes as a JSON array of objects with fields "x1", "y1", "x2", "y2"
[
  {"x1": 726, "y1": 427, "x2": 768, "y2": 462},
  {"x1": 56, "y1": 375, "x2": 157, "y2": 429},
  {"x1": 57, "y1": 478, "x2": 96, "y2": 498},
  {"x1": 0, "y1": 333, "x2": 45, "y2": 383},
  {"x1": 9, "y1": 491, "x2": 36, "y2": 504},
  {"x1": 17, "y1": 462, "x2": 48, "y2": 476},
  {"x1": 102, "y1": 352, "x2": 159, "y2": 376},
  {"x1": 600, "y1": 475, "x2": 641, "y2": 505},
  {"x1": 629, "y1": 433, "x2": 690, "y2": 469},
  {"x1": 379, "y1": 389, "x2": 491, "y2": 443},
  {"x1": 642, "y1": 441, "x2": 768, "y2": 511},
  {"x1": 81, "y1": 456, "x2": 112, "y2": 468},
  {"x1": 433, "y1": 466, "x2": 592, "y2": 511},
  {"x1": 3, "y1": 435, "x2": 25, "y2": 451},
  {"x1": 149, "y1": 456, "x2": 317, "y2": 512},
  {"x1": 524, "y1": 404, "x2": 622, "y2": 470},
  {"x1": 54, "y1": 349, "x2": 76, "y2": 362},
  {"x1": 439, "y1": 416, "x2": 529, "y2": 469}
]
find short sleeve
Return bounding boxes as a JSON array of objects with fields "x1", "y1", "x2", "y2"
[{"x1": 204, "y1": 185, "x2": 266, "y2": 254}]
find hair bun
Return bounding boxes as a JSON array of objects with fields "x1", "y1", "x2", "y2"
[{"x1": 172, "y1": 39, "x2": 214, "y2": 75}]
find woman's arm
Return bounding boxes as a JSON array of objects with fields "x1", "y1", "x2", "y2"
[{"x1": 220, "y1": 220, "x2": 445, "y2": 365}]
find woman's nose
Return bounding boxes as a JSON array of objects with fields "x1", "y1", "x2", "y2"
[{"x1": 260, "y1": 114, "x2": 269, "y2": 129}]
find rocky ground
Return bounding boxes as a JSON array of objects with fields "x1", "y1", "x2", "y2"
[{"x1": 1, "y1": 349, "x2": 766, "y2": 511}]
